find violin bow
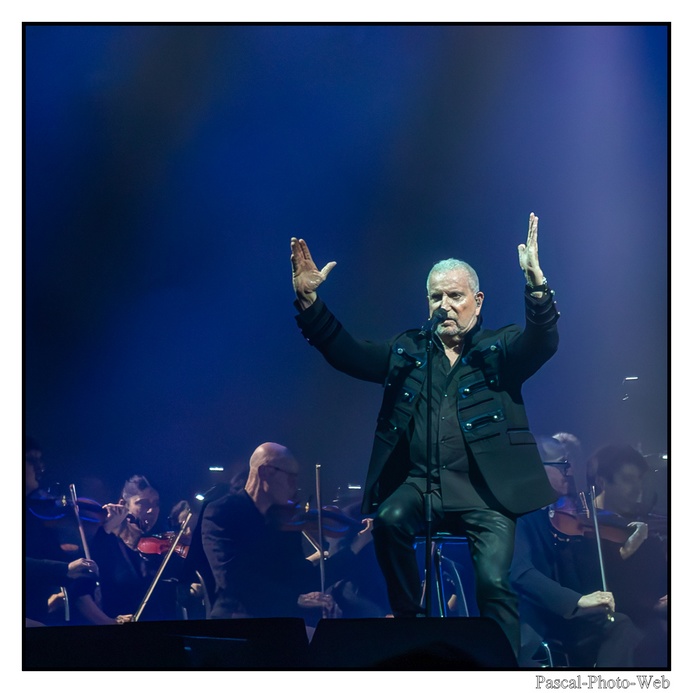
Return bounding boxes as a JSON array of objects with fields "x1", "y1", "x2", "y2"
[
  {"x1": 133, "y1": 509, "x2": 193, "y2": 622},
  {"x1": 69, "y1": 484, "x2": 92, "y2": 562},
  {"x1": 301, "y1": 529, "x2": 322, "y2": 554},
  {"x1": 69, "y1": 483, "x2": 103, "y2": 612},
  {"x1": 315, "y1": 464, "x2": 326, "y2": 595},
  {"x1": 590, "y1": 485, "x2": 615, "y2": 623}
]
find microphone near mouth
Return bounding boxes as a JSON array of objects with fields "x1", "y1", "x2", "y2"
[{"x1": 420, "y1": 308, "x2": 449, "y2": 335}]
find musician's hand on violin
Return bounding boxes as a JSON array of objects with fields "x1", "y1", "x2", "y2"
[
  {"x1": 620, "y1": 521, "x2": 648, "y2": 560},
  {"x1": 290, "y1": 237, "x2": 336, "y2": 310},
  {"x1": 577, "y1": 590, "x2": 615, "y2": 614},
  {"x1": 67, "y1": 557, "x2": 99, "y2": 580},
  {"x1": 102, "y1": 502, "x2": 129, "y2": 534},
  {"x1": 349, "y1": 517, "x2": 374, "y2": 555}
]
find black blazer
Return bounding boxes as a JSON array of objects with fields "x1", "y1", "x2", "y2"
[{"x1": 295, "y1": 286, "x2": 560, "y2": 516}]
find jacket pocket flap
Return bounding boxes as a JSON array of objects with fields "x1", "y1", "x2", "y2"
[{"x1": 507, "y1": 429, "x2": 536, "y2": 445}]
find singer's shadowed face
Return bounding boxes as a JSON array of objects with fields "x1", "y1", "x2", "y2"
[{"x1": 427, "y1": 269, "x2": 483, "y2": 343}]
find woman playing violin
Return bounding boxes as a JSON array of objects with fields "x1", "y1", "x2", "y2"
[{"x1": 90, "y1": 474, "x2": 181, "y2": 621}]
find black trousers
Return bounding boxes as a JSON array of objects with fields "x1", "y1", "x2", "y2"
[{"x1": 372, "y1": 482, "x2": 519, "y2": 658}]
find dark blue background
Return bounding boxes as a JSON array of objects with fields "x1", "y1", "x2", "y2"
[{"x1": 24, "y1": 24, "x2": 669, "y2": 517}]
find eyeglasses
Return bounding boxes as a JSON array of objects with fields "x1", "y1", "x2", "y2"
[{"x1": 266, "y1": 465, "x2": 299, "y2": 480}]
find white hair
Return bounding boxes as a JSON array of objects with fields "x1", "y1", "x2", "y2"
[{"x1": 426, "y1": 258, "x2": 480, "y2": 294}]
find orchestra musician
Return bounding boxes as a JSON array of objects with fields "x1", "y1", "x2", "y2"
[
  {"x1": 586, "y1": 443, "x2": 668, "y2": 667},
  {"x1": 290, "y1": 212, "x2": 559, "y2": 657},
  {"x1": 24, "y1": 437, "x2": 123, "y2": 626},
  {"x1": 89, "y1": 474, "x2": 179, "y2": 622},
  {"x1": 320, "y1": 500, "x2": 391, "y2": 619},
  {"x1": 510, "y1": 434, "x2": 645, "y2": 668},
  {"x1": 199, "y1": 442, "x2": 373, "y2": 625}
]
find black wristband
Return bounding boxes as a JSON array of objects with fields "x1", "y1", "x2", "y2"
[{"x1": 526, "y1": 277, "x2": 549, "y2": 294}]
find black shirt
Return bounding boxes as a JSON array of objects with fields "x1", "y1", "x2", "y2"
[{"x1": 407, "y1": 337, "x2": 494, "y2": 511}]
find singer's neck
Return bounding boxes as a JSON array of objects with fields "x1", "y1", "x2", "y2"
[{"x1": 440, "y1": 336, "x2": 464, "y2": 365}]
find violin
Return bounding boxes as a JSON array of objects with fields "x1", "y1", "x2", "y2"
[
  {"x1": 27, "y1": 490, "x2": 107, "y2": 524},
  {"x1": 549, "y1": 505, "x2": 633, "y2": 545},
  {"x1": 549, "y1": 496, "x2": 667, "y2": 545},
  {"x1": 272, "y1": 501, "x2": 363, "y2": 538},
  {"x1": 137, "y1": 532, "x2": 190, "y2": 559},
  {"x1": 133, "y1": 511, "x2": 193, "y2": 621}
]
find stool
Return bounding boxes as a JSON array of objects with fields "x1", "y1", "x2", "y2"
[{"x1": 415, "y1": 533, "x2": 472, "y2": 617}]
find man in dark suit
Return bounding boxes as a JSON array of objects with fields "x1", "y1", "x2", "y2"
[
  {"x1": 290, "y1": 212, "x2": 559, "y2": 657},
  {"x1": 200, "y1": 442, "x2": 369, "y2": 623},
  {"x1": 510, "y1": 438, "x2": 645, "y2": 668}
]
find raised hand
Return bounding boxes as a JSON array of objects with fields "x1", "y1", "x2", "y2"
[
  {"x1": 290, "y1": 237, "x2": 336, "y2": 309},
  {"x1": 517, "y1": 212, "x2": 544, "y2": 288},
  {"x1": 102, "y1": 501, "x2": 129, "y2": 534}
]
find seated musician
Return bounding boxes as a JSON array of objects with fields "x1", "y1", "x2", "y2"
[
  {"x1": 25, "y1": 436, "x2": 128, "y2": 626},
  {"x1": 89, "y1": 474, "x2": 179, "y2": 621},
  {"x1": 199, "y1": 442, "x2": 371, "y2": 625},
  {"x1": 586, "y1": 443, "x2": 668, "y2": 666},
  {"x1": 320, "y1": 500, "x2": 391, "y2": 618},
  {"x1": 510, "y1": 434, "x2": 645, "y2": 668}
]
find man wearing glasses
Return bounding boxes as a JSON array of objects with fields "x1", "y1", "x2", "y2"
[
  {"x1": 510, "y1": 434, "x2": 644, "y2": 668},
  {"x1": 200, "y1": 442, "x2": 368, "y2": 621}
]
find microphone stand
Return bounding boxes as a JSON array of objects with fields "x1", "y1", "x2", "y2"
[
  {"x1": 420, "y1": 308, "x2": 445, "y2": 617},
  {"x1": 424, "y1": 325, "x2": 435, "y2": 617},
  {"x1": 419, "y1": 308, "x2": 448, "y2": 616}
]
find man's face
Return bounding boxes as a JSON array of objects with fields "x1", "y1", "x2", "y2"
[
  {"x1": 126, "y1": 487, "x2": 160, "y2": 533},
  {"x1": 427, "y1": 268, "x2": 483, "y2": 340},
  {"x1": 25, "y1": 460, "x2": 40, "y2": 495},
  {"x1": 599, "y1": 463, "x2": 644, "y2": 515},
  {"x1": 266, "y1": 460, "x2": 300, "y2": 507},
  {"x1": 25, "y1": 449, "x2": 44, "y2": 495},
  {"x1": 544, "y1": 461, "x2": 574, "y2": 497}
]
